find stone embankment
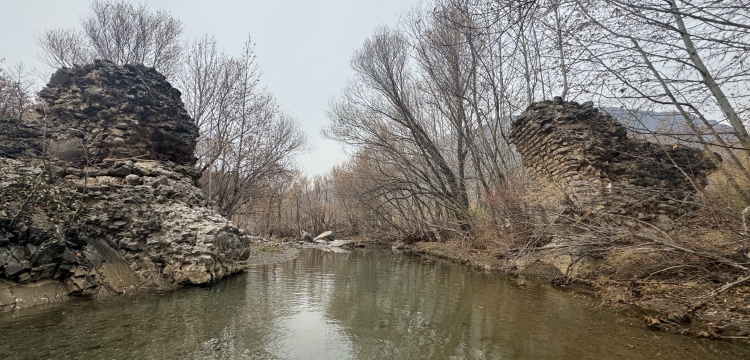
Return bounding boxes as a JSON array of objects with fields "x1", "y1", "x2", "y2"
[{"x1": 0, "y1": 60, "x2": 259, "y2": 311}]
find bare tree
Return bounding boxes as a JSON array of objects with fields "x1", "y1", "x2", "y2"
[
  {"x1": 37, "y1": 0, "x2": 183, "y2": 77},
  {"x1": 568, "y1": 0, "x2": 750, "y2": 149},
  {"x1": 177, "y1": 35, "x2": 238, "y2": 177},
  {"x1": 182, "y1": 37, "x2": 307, "y2": 219},
  {"x1": 327, "y1": 26, "x2": 473, "y2": 233},
  {"x1": 36, "y1": 28, "x2": 94, "y2": 69},
  {"x1": 0, "y1": 61, "x2": 35, "y2": 120}
]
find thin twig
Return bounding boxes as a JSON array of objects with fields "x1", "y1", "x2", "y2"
[
  {"x1": 633, "y1": 233, "x2": 748, "y2": 271},
  {"x1": 688, "y1": 273, "x2": 750, "y2": 314}
]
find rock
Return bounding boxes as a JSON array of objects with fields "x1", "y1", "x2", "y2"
[
  {"x1": 17, "y1": 272, "x2": 31, "y2": 284},
  {"x1": 4, "y1": 260, "x2": 25, "y2": 278},
  {"x1": 300, "y1": 230, "x2": 313, "y2": 242},
  {"x1": 0, "y1": 61, "x2": 254, "y2": 310},
  {"x1": 329, "y1": 240, "x2": 354, "y2": 248},
  {"x1": 108, "y1": 162, "x2": 134, "y2": 177},
  {"x1": 124, "y1": 174, "x2": 143, "y2": 185},
  {"x1": 57, "y1": 248, "x2": 79, "y2": 266},
  {"x1": 150, "y1": 175, "x2": 170, "y2": 187},
  {"x1": 0, "y1": 145, "x2": 18, "y2": 156},
  {"x1": 313, "y1": 231, "x2": 334, "y2": 242},
  {"x1": 47, "y1": 165, "x2": 66, "y2": 178},
  {"x1": 112, "y1": 220, "x2": 128, "y2": 227},
  {"x1": 31, "y1": 264, "x2": 58, "y2": 280},
  {"x1": 10, "y1": 246, "x2": 27, "y2": 262}
]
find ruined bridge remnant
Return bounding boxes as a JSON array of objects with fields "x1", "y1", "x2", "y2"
[
  {"x1": 509, "y1": 98, "x2": 717, "y2": 220},
  {"x1": 0, "y1": 60, "x2": 252, "y2": 310},
  {"x1": 37, "y1": 59, "x2": 198, "y2": 165}
]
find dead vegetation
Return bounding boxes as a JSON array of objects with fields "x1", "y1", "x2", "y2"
[{"x1": 440, "y1": 156, "x2": 750, "y2": 338}]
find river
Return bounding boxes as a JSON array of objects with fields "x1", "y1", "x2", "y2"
[{"x1": 0, "y1": 247, "x2": 748, "y2": 359}]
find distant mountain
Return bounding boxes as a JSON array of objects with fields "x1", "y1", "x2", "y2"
[{"x1": 601, "y1": 107, "x2": 738, "y2": 146}]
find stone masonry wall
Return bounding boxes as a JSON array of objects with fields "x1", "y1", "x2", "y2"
[
  {"x1": 37, "y1": 59, "x2": 198, "y2": 165},
  {"x1": 509, "y1": 98, "x2": 717, "y2": 221}
]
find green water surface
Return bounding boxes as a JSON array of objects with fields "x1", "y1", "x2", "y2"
[{"x1": 0, "y1": 248, "x2": 748, "y2": 359}]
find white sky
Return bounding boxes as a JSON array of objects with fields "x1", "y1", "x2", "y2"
[{"x1": 0, "y1": 0, "x2": 420, "y2": 176}]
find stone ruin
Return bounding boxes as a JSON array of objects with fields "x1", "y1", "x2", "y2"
[
  {"x1": 509, "y1": 98, "x2": 717, "y2": 224},
  {"x1": 0, "y1": 60, "x2": 253, "y2": 310},
  {"x1": 37, "y1": 59, "x2": 198, "y2": 165}
]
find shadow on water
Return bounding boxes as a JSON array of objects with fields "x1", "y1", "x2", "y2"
[{"x1": 0, "y1": 248, "x2": 749, "y2": 359}]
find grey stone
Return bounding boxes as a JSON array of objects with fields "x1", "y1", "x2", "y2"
[
  {"x1": 300, "y1": 230, "x2": 313, "y2": 242},
  {"x1": 31, "y1": 263, "x2": 58, "y2": 280},
  {"x1": 108, "y1": 162, "x2": 134, "y2": 177},
  {"x1": 17, "y1": 272, "x2": 31, "y2": 283},
  {"x1": 124, "y1": 174, "x2": 143, "y2": 185},
  {"x1": 0, "y1": 249, "x2": 9, "y2": 265},
  {"x1": 47, "y1": 165, "x2": 66, "y2": 178},
  {"x1": 10, "y1": 246, "x2": 27, "y2": 262},
  {"x1": 313, "y1": 231, "x2": 334, "y2": 242},
  {"x1": 4, "y1": 260, "x2": 25, "y2": 277},
  {"x1": 0, "y1": 145, "x2": 19, "y2": 155},
  {"x1": 37, "y1": 60, "x2": 198, "y2": 166},
  {"x1": 329, "y1": 240, "x2": 354, "y2": 248},
  {"x1": 60, "y1": 248, "x2": 79, "y2": 264}
]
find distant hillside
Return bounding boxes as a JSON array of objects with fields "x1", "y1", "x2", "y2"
[{"x1": 601, "y1": 107, "x2": 737, "y2": 146}]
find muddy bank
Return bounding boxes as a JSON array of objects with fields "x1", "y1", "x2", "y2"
[{"x1": 404, "y1": 240, "x2": 750, "y2": 341}]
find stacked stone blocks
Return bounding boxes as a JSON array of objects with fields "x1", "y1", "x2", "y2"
[{"x1": 510, "y1": 98, "x2": 716, "y2": 221}]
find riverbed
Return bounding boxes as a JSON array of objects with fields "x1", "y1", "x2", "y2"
[{"x1": 0, "y1": 248, "x2": 748, "y2": 359}]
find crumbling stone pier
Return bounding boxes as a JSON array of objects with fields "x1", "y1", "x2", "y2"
[{"x1": 510, "y1": 98, "x2": 717, "y2": 222}]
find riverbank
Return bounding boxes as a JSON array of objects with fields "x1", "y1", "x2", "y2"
[
  {"x1": 245, "y1": 240, "x2": 300, "y2": 266},
  {"x1": 403, "y1": 240, "x2": 750, "y2": 340},
  {"x1": 6, "y1": 247, "x2": 749, "y2": 359}
]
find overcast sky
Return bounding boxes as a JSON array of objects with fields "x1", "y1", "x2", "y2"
[{"x1": 0, "y1": 0, "x2": 420, "y2": 176}]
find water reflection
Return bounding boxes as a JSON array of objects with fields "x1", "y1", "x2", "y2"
[{"x1": 0, "y1": 248, "x2": 748, "y2": 359}]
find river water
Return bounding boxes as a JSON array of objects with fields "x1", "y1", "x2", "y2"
[{"x1": 0, "y1": 248, "x2": 748, "y2": 359}]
